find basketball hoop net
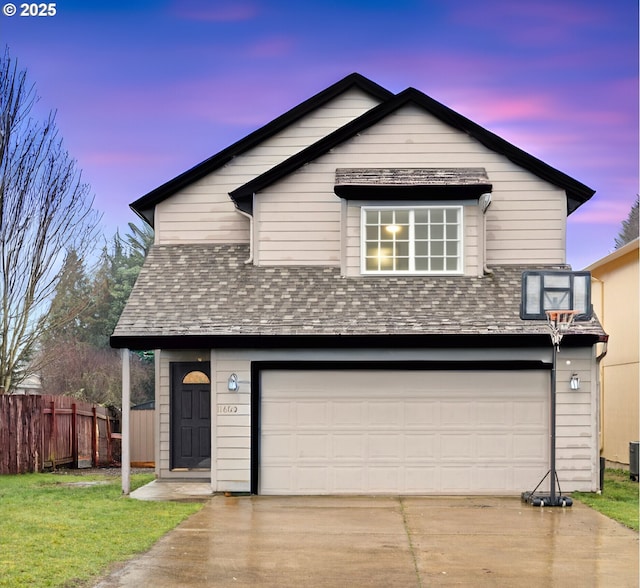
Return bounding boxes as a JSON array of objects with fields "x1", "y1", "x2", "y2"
[{"x1": 545, "y1": 310, "x2": 579, "y2": 349}]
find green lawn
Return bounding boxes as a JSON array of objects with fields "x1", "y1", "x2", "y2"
[
  {"x1": 0, "y1": 472, "x2": 203, "y2": 587},
  {"x1": 573, "y1": 469, "x2": 639, "y2": 531}
]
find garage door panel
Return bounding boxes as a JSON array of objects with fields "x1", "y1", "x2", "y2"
[
  {"x1": 297, "y1": 402, "x2": 328, "y2": 426},
  {"x1": 333, "y1": 467, "x2": 364, "y2": 492},
  {"x1": 367, "y1": 434, "x2": 400, "y2": 459},
  {"x1": 477, "y1": 402, "x2": 510, "y2": 424},
  {"x1": 298, "y1": 434, "x2": 329, "y2": 458},
  {"x1": 260, "y1": 370, "x2": 548, "y2": 495},
  {"x1": 441, "y1": 467, "x2": 472, "y2": 491},
  {"x1": 404, "y1": 434, "x2": 437, "y2": 459},
  {"x1": 441, "y1": 401, "x2": 472, "y2": 426},
  {"x1": 368, "y1": 467, "x2": 401, "y2": 492},
  {"x1": 261, "y1": 434, "x2": 292, "y2": 458},
  {"x1": 404, "y1": 401, "x2": 439, "y2": 426},
  {"x1": 473, "y1": 467, "x2": 510, "y2": 491},
  {"x1": 333, "y1": 401, "x2": 365, "y2": 425},
  {"x1": 514, "y1": 401, "x2": 546, "y2": 425},
  {"x1": 477, "y1": 435, "x2": 510, "y2": 458},
  {"x1": 261, "y1": 401, "x2": 292, "y2": 425},
  {"x1": 405, "y1": 467, "x2": 439, "y2": 492},
  {"x1": 368, "y1": 402, "x2": 403, "y2": 426},
  {"x1": 333, "y1": 434, "x2": 364, "y2": 459},
  {"x1": 514, "y1": 434, "x2": 547, "y2": 458},
  {"x1": 260, "y1": 467, "x2": 292, "y2": 494},
  {"x1": 440, "y1": 434, "x2": 473, "y2": 458}
]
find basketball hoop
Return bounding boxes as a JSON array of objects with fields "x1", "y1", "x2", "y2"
[{"x1": 545, "y1": 310, "x2": 579, "y2": 348}]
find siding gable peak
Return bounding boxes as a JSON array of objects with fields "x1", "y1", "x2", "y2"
[
  {"x1": 229, "y1": 86, "x2": 595, "y2": 216},
  {"x1": 130, "y1": 73, "x2": 393, "y2": 226}
]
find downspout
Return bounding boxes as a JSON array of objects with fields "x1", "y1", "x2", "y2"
[
  {"x1": 596, "y1": 335, "x2": 609, "y2": 459},
  {"x1": 236, "y1": 197, "x2": 254, "y2": 264},
  {"x1": 481, "y1": 193, "x2": 493, "y2": 276},
  {"x1": 592, "y1": 275, "x2": 606, "y2": 454}
]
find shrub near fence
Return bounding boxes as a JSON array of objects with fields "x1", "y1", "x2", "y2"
[{"x1": 0, "y1": 395, "x2": 117, "y2": 474}]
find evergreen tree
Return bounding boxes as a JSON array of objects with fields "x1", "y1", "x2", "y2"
[
  {"x1": 614, "y1": 196, "x2": 639, "y2": 249},
  {"x1": 42, "y1": 249, "x2": 91, "y2": 344},
  {"x1": 39, "y1": 222, "x2": 155, "y2": 405}
]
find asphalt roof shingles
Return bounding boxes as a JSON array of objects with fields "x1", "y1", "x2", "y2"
[{"x1": 112, "y1": 244, "x2": 604, "y2": 340}]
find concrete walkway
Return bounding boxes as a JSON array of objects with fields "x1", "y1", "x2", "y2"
[{"x1": 95, "y1": 494, "x2": 638, "y2": 587}]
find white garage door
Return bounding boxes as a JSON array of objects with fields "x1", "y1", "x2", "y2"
[{"x1": 260, "y1": 370, "x2": 549, "y2": 495}]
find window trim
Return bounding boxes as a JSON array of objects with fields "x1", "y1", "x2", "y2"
[{"x1": 360, "y1": 205, "x2": 464, "y2": 275}]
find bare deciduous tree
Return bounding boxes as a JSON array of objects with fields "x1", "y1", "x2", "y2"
[{"x1": 0, "y1": 48, "x2": 100, "y2": 393}]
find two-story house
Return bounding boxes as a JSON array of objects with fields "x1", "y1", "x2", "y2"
[{"x1": 111, "y1": 74, "x2": 605, "y2": 496}]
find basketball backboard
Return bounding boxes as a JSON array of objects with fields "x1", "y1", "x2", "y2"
[{"x1": 520, "y1": 270, "x2": 592, "y2": 321}]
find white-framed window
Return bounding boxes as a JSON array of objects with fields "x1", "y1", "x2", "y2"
[{"x1": 361, "y1": 206, "x2": 463, "y2": 274}]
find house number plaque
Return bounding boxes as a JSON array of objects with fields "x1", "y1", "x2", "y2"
[{"x1": 218, "y1": 405, "x2": 238, "y2": 414}]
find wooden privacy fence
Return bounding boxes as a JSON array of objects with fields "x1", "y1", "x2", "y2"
[
  {"x1": 0, "y1": 395, "x2": 118, "y2": 474},
  {"x1": 130, "y1": 408, "x2": 154, "y2": 467}
]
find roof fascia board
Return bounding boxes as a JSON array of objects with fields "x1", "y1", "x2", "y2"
[
  {"x1": 230, "y1": 87, "x2": 595, "y2": 216},
  {"x1": 110, "y1": 332, "x2": 601, "y2": 351},
  {"x1": 130, "y1": 74, "x2": 394, "y2": 226}
]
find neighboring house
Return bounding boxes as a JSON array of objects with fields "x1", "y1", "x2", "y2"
[
  {"x1": 111, "y1": 74, "x2": 606, "y2": 495},
  {"x1": 585, "y1": 238, "x2": 639, "y2": 468},
  {"x1": 12, "y1": 373, "x2": 42, "y2": 395}
]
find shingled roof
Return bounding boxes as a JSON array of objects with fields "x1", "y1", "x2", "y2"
[{"x1": 110, "y1": 244, "x2": 605, "y2": 349}]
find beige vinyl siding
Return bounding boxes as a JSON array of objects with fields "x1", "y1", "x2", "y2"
[
  {"x1": 253, "y1": 104, "x2": 567, "y2": 268},
  {"x1": 254, "y1": 189, "x2": 342, "y2": 265},
  {"x1": 210, "y1": 353, "x2": 251, "y2": 492},
  {"x1": 555, "y1": 347, "x2": 599, "y2": 491},
  {"x1": 154, "y1": 346, "x2": 597, "y2": 493},
  {"x1": 154, "y1": 89, "x2": 384, "y2": 244}
]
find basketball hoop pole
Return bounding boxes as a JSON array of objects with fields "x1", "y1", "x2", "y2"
[
  {"x1": 549, "y1": 340, "x2": 558, "y2": 504},
  {"x1": 522, "y1": 310, "x2": 577, "y2": 507}
]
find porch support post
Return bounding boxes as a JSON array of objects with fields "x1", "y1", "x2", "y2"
[
  {"x1": 121, "y1": 348, "x2": 131, "y2": 495},
  {"x1": 210, "y1": 349, "x2": 218, "y2": 493}
]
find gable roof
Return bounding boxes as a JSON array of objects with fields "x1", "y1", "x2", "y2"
[
  {"x1": 130, "y1": 73, "x2": 394, "y2": 226},
  {"x1": 110, "y1": 244, "x2": 605, "y2": 350},
  {"x1": 229, "y1": 87, "x2": 595, "y2": 215}
]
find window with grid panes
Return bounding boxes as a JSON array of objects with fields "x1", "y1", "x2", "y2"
[{"x1": 362, "y1": 207, "x2": 462, "y2": 274}]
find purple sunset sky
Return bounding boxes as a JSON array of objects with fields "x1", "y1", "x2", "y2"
[{"x1": 2, "y1": 0, "x2": 638, "y2": 269}]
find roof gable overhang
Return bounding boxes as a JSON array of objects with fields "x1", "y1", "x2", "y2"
[
  {"x1": 229, "y1": 87, "x2": 595, "y2": 216},
  {"x1": 129, "y1": 74, "x2": 394, "y2": 226}
]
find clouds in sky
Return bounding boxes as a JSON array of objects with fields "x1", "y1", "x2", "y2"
[{"x1": 2, "y1": 0, "x2": 637, "y2": 267}]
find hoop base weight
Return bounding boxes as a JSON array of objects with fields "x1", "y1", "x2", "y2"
[
  {"x1": 521, "y1": 491, "x2": 573, "y2": 507},
  {"x1": 522, "y1": 469, "x2": 573, "y2": 507}
]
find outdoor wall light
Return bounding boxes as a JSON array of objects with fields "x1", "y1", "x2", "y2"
[
  {"x1": 570, "y1": 373, "x2": 580, "y2": 390},
  {"x1": 227, "y1": 373, "x2": 239, "y2": 392}
]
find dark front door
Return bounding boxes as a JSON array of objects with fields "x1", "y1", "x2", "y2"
[{"x1": 170, "y1": 362, "x2": 211, "y2": 469}]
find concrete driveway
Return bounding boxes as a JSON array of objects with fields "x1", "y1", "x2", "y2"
[{"x1": 95, "y1": 495, "x2": 638, "y2": 587}]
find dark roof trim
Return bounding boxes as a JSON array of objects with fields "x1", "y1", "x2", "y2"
[
  {"x1": 110, "y1": 332, "x2": 601, "y2": 351},
  {"x1": 230, "y1": 87, "x2": 595, "y2": 215},
  {"x1": 252, "y1": 360, "x2": 551, "y2": 371},
  {"x1": 129, "y1": 74, "x2": 394, "y2": 226},
  {"x1": 334, "y1": 167, "x2": 492, "y2": 200},
  {"x1": 334, "y1": 185, "x2": 493, "y2": 200}
]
